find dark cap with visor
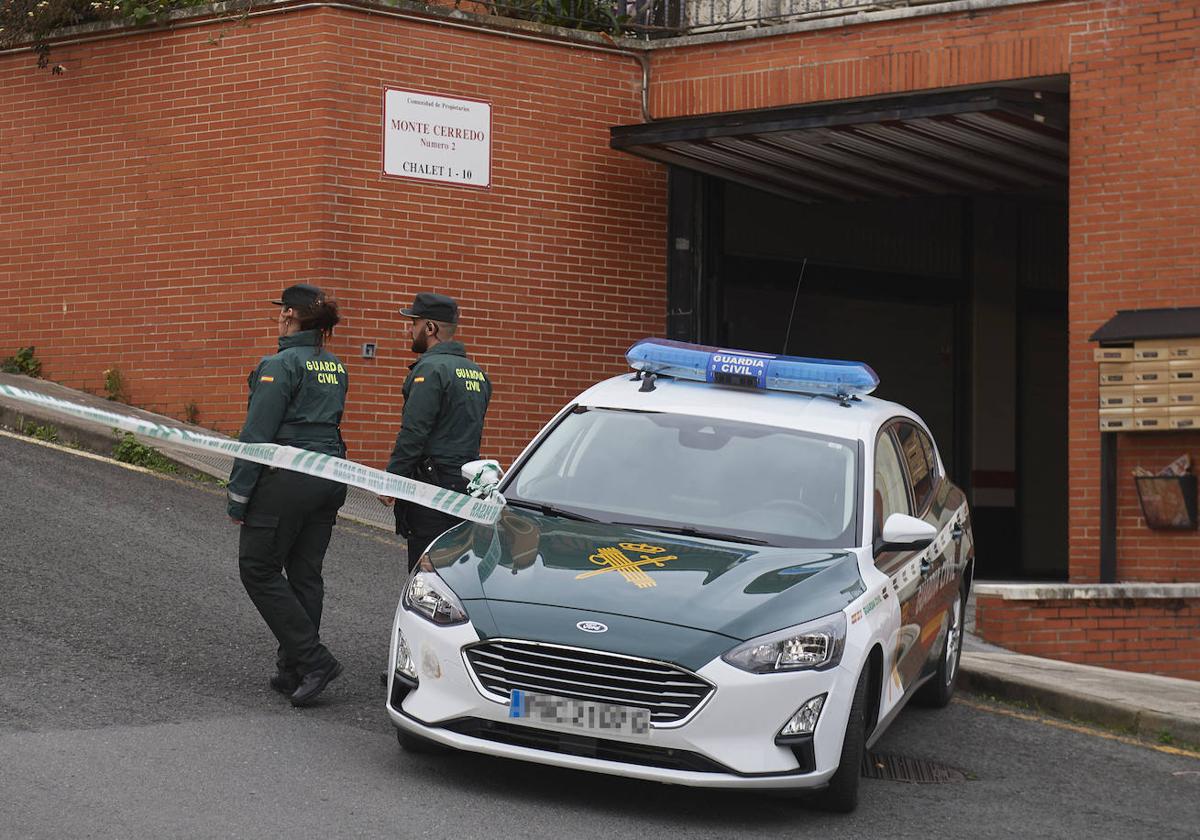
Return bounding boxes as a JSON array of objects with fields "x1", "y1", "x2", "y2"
[
  {"x1": 271, "y1": 283, "x2": 323, "y2": 309},
  {"x1": 400, "y1": 292, "x2": 459, "y2": 324}
]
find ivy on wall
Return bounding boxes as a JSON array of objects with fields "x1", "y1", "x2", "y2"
[
  {"x1": 0, "y1": 0, "x2": 210, "y2": 70},
  {"x1": 472, "y1": 0, "x2": 629, "y2": 34},
  {"x1": 1, "y1": 0, "x2": 638, "y2": 72}
]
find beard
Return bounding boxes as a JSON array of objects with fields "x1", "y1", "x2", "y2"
[{"x1": 411, "y1": 332, "x2": 428, "y2": 354}]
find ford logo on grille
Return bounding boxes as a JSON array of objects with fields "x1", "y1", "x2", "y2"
[{"x1": 576, "y1": 621, "x2": 608, "y2": 633}]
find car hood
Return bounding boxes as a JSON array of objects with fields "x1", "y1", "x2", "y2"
[{"x1": 425, "y1": 507, "x2": 865, "y2": 644}]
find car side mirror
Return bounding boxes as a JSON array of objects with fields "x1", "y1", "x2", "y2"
[
  {"x1": 877, "y1": 513, "x2": 937, "y2": 554},
  {"x1": 461, "y1": 459, "x2": 504, "y2": 499}
]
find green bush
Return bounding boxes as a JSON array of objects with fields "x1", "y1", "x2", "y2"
[
  {"x1": 2, "y1": 346, "x2": 42, "y2": 377},
  {"x1": 0, "y1": 0, "x2": 214, "y2": 71},
  {"x1": 113, "y1": 432, "x2": 177, "y2": 473},
  {"x1": 21, "y1": 421, "x2": 59, "y2": 442},
  {"x1": 103, "y1": 366, "x2": 129, "y2": 402},
  {"x1": 476, "y1": 0, "x2": 627, "y2": 33}
]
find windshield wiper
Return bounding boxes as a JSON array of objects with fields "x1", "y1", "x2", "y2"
[
  {"x1": 506, "y1": 499, "x2": 601, "y2": 523},
  {"x1": 610, "y1": 522, "x2": 769, "y2": 546}
]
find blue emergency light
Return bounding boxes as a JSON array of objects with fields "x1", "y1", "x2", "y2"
[{"x1": 625, "y1": 338, "x2": 879, "y2": 399}]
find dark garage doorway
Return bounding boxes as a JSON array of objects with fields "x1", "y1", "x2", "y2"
[
  {"x1": 719, "y1": 257, "x2": 961, "y2": 464},
  {"x1": 612, "y1": 83, "x2": 1069, "y2": 580}
]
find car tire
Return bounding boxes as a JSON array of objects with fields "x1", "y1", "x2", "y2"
[
  {"x1": 396, "y1": 726, "x2": 448, "y2": 754},
  {"x1": 811, "y1": 664, "x2": 869, "y2": 813},
  {"x1": 914, "y1": 583, "x2": 966, "y2": 709}
]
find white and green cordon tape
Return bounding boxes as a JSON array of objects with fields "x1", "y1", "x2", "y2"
[{"x1": 0, "y1": 384, "x2": 505, "y2": 526}]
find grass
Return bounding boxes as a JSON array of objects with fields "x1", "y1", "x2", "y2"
[
  {"x1": 21, "y1": 421, "x2": 59, "y2": 443},
  {"x1": 112, "y1": 432, "x2": 177, "y2": 473}
]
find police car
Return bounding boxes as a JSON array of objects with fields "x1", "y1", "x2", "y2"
[{"x1": 386, "y1": 338, "x2": 974, "y2": 812}]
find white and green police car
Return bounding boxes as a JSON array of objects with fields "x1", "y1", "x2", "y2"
[{"x1": 387, "y1": 338, "x2": 974, "y2": 812}]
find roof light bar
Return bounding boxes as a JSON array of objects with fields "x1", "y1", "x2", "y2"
[{"x1": 626, "y1": 338, "x2": 879, "y2": 398}]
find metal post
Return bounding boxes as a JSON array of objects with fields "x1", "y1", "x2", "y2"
[
  {"x1": 665, "y1": 167, "x2": 699, "y2": 342},
  {"x1": 1099, "y1": 431, "x2": 1117, "y2": 583}
]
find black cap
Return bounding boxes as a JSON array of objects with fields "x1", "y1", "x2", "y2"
[
  {"x1": 271, "y1": 283, "x2": 323, "y2": 309},
  {"x1": 400, "y1": 292, "x2": 459, "y2": 324}
]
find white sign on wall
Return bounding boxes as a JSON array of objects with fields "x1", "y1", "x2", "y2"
[{"x1": 383, "y1": 89, "x2": 491, "y2": 188}]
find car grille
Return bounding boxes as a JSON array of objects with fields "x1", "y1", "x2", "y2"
[
  {"x1": 437, "y1": 717, "x2": 733, "y2": 773},
  {"x1": 463, "y1": 639, "x2": 714, "y2": 726}
]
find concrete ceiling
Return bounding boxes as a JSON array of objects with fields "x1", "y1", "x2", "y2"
[{"x1": 611, "y1": 87, "x2": 1068, "y2": 203}]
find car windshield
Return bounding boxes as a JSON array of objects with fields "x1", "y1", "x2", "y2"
[{"x1": 506, "y1": 407, "x2": 860, "y2": 548}]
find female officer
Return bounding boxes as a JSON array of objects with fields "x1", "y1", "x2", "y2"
[{"x1": 227, "y1": 283, "x2": 349, "y2": 707}]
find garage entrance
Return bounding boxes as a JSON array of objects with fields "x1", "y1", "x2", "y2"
[{"x1": 612, "y1": 83, "x2": 1069, "y2": 580}]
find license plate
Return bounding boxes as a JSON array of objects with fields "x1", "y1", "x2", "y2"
[{"x1": 508, "y1": 690, "x2": 651, "y2": 737}]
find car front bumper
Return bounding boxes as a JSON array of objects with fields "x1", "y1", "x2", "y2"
[{"x1": 386, "y1": 603, "x2": 862, "y2": 790}]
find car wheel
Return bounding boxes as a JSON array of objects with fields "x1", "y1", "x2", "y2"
[
  {"x1": 396, "y1": 726, "x2": 448, "y2": 754},
  {"x1": 811, "y1": 664, "x2": 869, "y2": 813},
  {"x1": 914, "y1": 583, "x2": 966, "y2": 708}
]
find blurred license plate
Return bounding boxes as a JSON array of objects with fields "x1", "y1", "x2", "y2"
[{"x1": 509, "y1": 690, "x2": 650, "y2": 737}]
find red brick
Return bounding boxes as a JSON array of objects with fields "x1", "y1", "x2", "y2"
[{"x1": 5, "y1": 1, "x2": 1200, "y2": 592}]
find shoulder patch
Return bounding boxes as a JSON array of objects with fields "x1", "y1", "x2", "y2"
[
  {"x1": 413, "y1": 376, "x2": 425, "y2": 384},
  {"x1": 259, "y1": 375, "x2": 275, "y2": 383}
]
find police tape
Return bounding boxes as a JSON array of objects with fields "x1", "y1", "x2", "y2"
[{"x1": 0, "y1": 383, "x2": 505, "y2": 526}]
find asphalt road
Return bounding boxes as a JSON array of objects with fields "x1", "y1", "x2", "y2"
[{"x1": 2, "y1": 433, "x2": 1198, "y2": 839}]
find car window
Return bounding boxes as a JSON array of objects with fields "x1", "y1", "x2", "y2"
[
  {"x1": 873, "y1": 429, "x2": 909, "y2": 543},
  {"x1": 918, "y1": 427, "x2": 938, "y2": 479},
  {"x1": 508, "y1": 408, "x2": 859, "y2": 548},
  {"x1": 895, "y1": 422, "x2": 935, "y2": 514}
]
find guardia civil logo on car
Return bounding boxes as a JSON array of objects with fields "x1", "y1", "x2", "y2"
[{"x1": 386, "y1": 338, "x2": 974, "y2": 812}]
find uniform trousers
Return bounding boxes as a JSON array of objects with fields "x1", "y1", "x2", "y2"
[
  {"x1": 401, "y1": 468, "x2": 470, "y2": 571},
  {"x1": 238, "y1": 469, "x2": 347, "y2": 675}
]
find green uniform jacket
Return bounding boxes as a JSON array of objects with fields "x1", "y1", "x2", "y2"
[
  {"x1": 227, "y1": 330, "x2": 349, "y2": 518},
  {"x1": 385, "y1": 340, "x2": 491, "y2": 481}
]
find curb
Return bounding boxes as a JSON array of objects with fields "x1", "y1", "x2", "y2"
[
  {"x1": 0, "y1": 374, "x2": 397, "y2": 532},
  {"x1": 0, "y1": 399, "x2": 207, "y2": 477},
  {"x1": 0, "y1": 399, "x2": 121, "y2": 455},
  {"x1": 960, "y1": 654, "x2": 1200, "y2": 748}
]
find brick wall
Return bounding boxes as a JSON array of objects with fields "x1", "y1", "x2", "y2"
[
  {"x1": 649, "y1": 0, "x2": 1200, "y2": 583},
  {"x1": 1116, "y1": 436, "x2": 1200, "y2": 582},
  {"x1": 4, "y1": 0, "x2": 1200, "y2": 584},
  {"x1": 1067, "y1": 1, "x2": 1200, "y2": 582},
  {"x1": 0, "y1": 8, "x2": 667, "y2": 469},
  {"x1": 975, "y1": 593, "x2": 1200, "y2": 680},
  {"x1": 648, "y1": 3, "x2": 1073, "y2": 117}
]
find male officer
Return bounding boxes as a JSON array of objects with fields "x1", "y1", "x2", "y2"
[{"x1": 383, "y1": 292, "x2": 492, "y2": 570}]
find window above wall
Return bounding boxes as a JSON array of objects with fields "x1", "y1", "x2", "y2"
[
  {"x1": 675, "y1": 0, "x2": 944, "y2": 36},
  {"x1": 444, "y1": 0, "x2": 1047, "y2": 41}
]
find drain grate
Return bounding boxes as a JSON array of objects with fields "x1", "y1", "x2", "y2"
[{"x1": 861, "y1": 752, "x2": 968, "y2": 783}]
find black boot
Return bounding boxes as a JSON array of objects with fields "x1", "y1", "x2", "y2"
[{"x1": 290, "y1": 659, "x2": 344, "y2": 707}]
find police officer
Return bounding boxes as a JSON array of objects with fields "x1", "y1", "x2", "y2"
[
  {"x1": 382, "y1": 292, "x2": 492, "y2": 570},
  {"x1": 228, "y1": 283, "x2": 349, "y2": 707}
]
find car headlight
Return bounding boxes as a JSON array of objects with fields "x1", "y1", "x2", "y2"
[
  {"x1": 778, "y1": 693, "x2": 827, "y2": 738},
  {"x1": 404, "y1": 567, "x2": 468, "y2": 626},
  {"x1": 394, "y1": 627, "x2": 417, "y2": 682},
  {"x1": 722, "y1": 612, "x2": 846, "y2": 674}
]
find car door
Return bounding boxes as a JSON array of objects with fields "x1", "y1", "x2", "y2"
[
  {"x1": 871, "y1": 424, "x2": 930, "y2": 696},
  {"x1": 893, "y1": 420, "x2": 959, "y2": 675}
]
